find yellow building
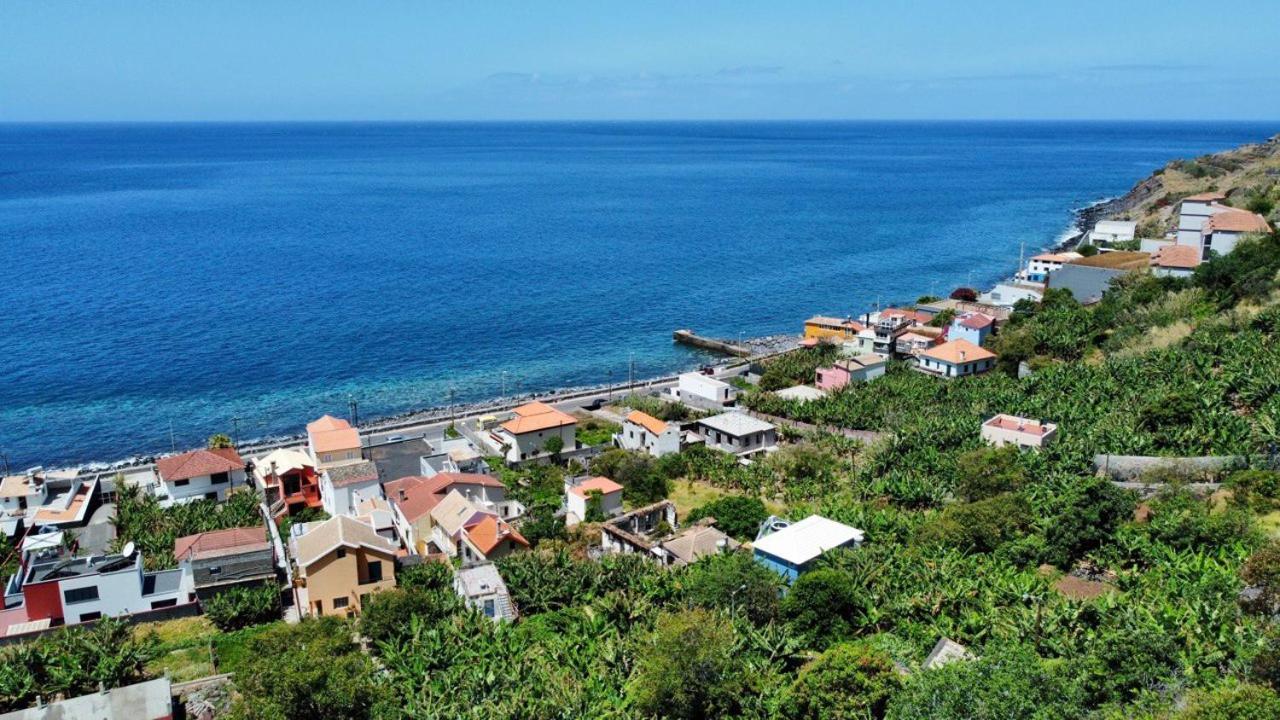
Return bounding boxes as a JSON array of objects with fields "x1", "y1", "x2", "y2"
[
  {"x1": 293, "y1": 514, "x2": 398, "y2": 617},
  {"x1": 803, "y1": 315, "x2": 865, "y2": 341}
]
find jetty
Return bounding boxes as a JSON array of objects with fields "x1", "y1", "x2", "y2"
[{"x1": 672, "y1": 329, "x2": 751, "y2": 357}]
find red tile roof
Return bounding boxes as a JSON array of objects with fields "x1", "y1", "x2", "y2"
[
  {"x1": 1205, "y1": 209, "x2": 1271, "y2": 234},
  {"x1": 173, "y1": 526, "x2": 270, "y2": 562},
  {"x1": 1150, "y1": 244, "x2": 1201, "y2": 270},
  {"x1": 920, "y1": 338, "x2": 997, "y2": 364},
  {"x1": 500, "y1": 402, "x2": 577, "y2": 435},
  {"x1": 626, "y1": 410, "x2": 670, "y2": 436},
  {"x1": 569, "y1": 476, "x2": 624, "y2": 499},
  {"x1": 465, "y1": 515, "x2": 529, "y2": 555},
  {"x1": 957, "y1": 313, "x2": 994, "y2": 330},
  {"x1": 155, "y1": 447, "x2": 244, "y2": 483},
  {"x1": 385, "y1": 473, "x2": 507, "y2": 522}
]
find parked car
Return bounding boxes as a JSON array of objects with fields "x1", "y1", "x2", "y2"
[{"x1": 584, "y1": 398, "x2": 604, "y2": 411}]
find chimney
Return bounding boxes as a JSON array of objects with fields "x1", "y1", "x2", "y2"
[{"x1": 959, "y1": 351, "x2": 967, "y2": 361}]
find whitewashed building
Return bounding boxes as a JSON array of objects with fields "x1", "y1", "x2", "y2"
[
  {"x1": 916, "y1": 339, "x2": 997, "y2": 379},
  {"x1": 564, "y1": 476, "x2": 624, "y2": 526},
  {"x1": 980, "y1": 414, "x2": 1058, "y2": 450},
  {"x1": 675, "y1": 372, "x2": 736, "y2": 409},
  {"x1": 696, "y1": 412, "x2": 777, "y2": 457},
  {"x1": 1088, "y1": 220, "x2": 1137, "y2": 246},
  {"x1": 616, "y1": 410, "x2": 682, "y2": 457},
  {"x1": 154, "y1": 448, "x2": 247, "y2": 506},
  {"x1": 454, "y1": 563, "x2": 517, "y2": 622},
  {"x1": 491, "y1": 402, "x2": 578, "y2": 463},
  {"x1": 319, "y1": 460, "x2": 382, "y2": 517}
]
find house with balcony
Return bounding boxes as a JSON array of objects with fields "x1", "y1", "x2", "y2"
[
  {"x1": 427, "y1": 491, "x2": 529, "y2": 564},
  {"x1": 616, "y1": 410, "x2": 683, "y2": 457},
  {"x1": 174, "y1": 525, "x2": 277, "y2": 601},
  {"x1": 319, "y1": 460, "x2": 381, "y2": 517},
  {"x1": 492, "y1": 402, "x2": 578, "y2": 463},
  {"x1": 306, "y1": 414, "x2": 363, "y2": 468},
  {"x1": 254, "y1": 448, "x2": 322, "y2": 517},
  {"x1": 291, "y1": 514, "x2": 398, "y2": 617},
  {"x1": 980, "y1": 414, "x2": 1059, "y2": 450},
  {"x1": 803, "y1": 315, "x2": 865, "y2": 341},
  {"x1": 872, "y1": 310, "x2": 920, "y2": 358},
  {"x1": 154, "y1": 448, "x2": 246, "y2": 506},
  {"x1": 1176, "y1": 191, "x2": 1228, "y2": 245},
  {"x1": 916, "y1": 339, "x2": 997, "y2": 379},
  {"x1": 384, "y1": 473, "x2": 522, "y2": 555}
]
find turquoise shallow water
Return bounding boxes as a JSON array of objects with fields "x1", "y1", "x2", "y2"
[{"x1": 0, "y1": 121, "x2": 1274, "y2": 467}]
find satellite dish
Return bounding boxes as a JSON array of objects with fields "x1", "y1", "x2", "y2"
[{"x1": 121, "y1": 541, "x2": 136, "y2": 559}]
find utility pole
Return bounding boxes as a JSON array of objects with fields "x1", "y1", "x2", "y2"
[
  {"x1": 501, "y1": 371, "x2": 508, "y2": 399},
  {"x1": 0, "y1": 452, "x2": 9, "y2": 475},
  {"x1": 447, "y1": 386, "x2": 457, "y2": 422},
  {"x1": 628, "y1": 352, "x2": 635, "y2": 395},
  {"x1": 607, "y1": 369, "x2": 613, "y2": 401},
  {"x1": 231, "y1": 416, "x2": 240, "y2": 446},
  {"x1": 168, "y1": 419, "x2": 176, "y2": 453},
  {"x1": 348, "y1": 395, "x2": 359, "y2": 426}
]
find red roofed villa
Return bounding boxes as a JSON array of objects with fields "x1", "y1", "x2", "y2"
[
  {"x1": 564, "y1": 476, "x2": 624, "y2": 526},
  {"x1": 493, "y1": 402, "x2": 578, "y2": 463},
  {"x1": 916, "y1": 339, "x2": 997, "y2": 379},
  {"x1": 154, "y1": 447, "x2": 246, "y2": 507},
  {"x1": 981, "y1": 413, "x2": 1059, "y2": 450}
]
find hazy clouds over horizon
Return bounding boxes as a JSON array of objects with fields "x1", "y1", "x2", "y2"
[{"x1": 3, "y1": 1, "x2": 1278, "y2": 121}]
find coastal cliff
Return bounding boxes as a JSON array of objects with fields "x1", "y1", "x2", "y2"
[{"x1": 1078, "y1": 132, "x2": 1280, "y2": 241}]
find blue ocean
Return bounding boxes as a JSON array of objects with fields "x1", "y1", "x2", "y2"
[{"x1": 1, "y1": 121, "x2": 1274, "y2": 467}]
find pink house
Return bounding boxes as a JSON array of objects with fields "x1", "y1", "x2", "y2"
[{"x1": 815, "y1": 354, "x2": 887, "y2": 390}]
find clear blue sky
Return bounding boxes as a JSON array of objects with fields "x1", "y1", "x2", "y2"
[{"x1": 3, "y1": 0, "x2": 1278, "y2": 121}]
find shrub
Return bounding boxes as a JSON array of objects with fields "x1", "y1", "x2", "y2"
[
  {"x1": 915, "y1": 494, "x2": 1032, "y2": 554},
  {"x1": 1177, "y1": 683, "x2": 1280, "y2": 719},
  {"x1": 679, "y1": 551, "x2": 783, "y2": 625},
  {"x1": 686, "y1": 495, "x2": 768, "y2": 540},
  {"x1": 626, "y1": 609, "x2": 746, "y2": 720},
  {"x1": 954, "y1": 445, "x2": 1027, "y2": 501},
  {"x1": 782, "y1": 569, "x2": 867, "y2": 648},
  {"x1": 203, "y1": 584, "x2": 281, "y2": 631},
  {"x1": 397, "y1": 560, "x2": 454, "y2": 593},
  {"x1": 782, "y1": 642, "x2": 901, "y2": 720},
  {"x1": 950, "y1": 287, "x2": 978, "y2": 302},
  {"x1": 361, "y1": 587, "x2": 462, "y2": 645}
]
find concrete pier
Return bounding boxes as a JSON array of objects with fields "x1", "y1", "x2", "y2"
[{"x1": 672, "y1": 329, "x2": 751, "y2": 357}]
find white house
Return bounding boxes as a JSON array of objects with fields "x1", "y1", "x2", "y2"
[
  {"x1": 1176, "y1": 192, "x2": 1228, "y2": 245},
  {"x1": 981, "y1": 281, "x2": 1044, "y2": 308},
  {"x1": 675, "y1": 372, "x2": 736, "y2": 410},
  {"x1": 980, "y1": 414, "x2": 1058, "y2": 450},
  {"x1": 949, "y1": 312, "x2": 995, "y2": 347},
  {"x1": 454, "y1": 563, "x2": 517, "y2": 622},
  {"x1": 696, "y1": 412, "x2": 777, "y2": 457},
  {"x1": 0, "y1": 471, "x2": 48, "y2": 520},
  {"x1": 564, "y1": 476, "x2": 625, "y2": 526},
  {"x1": 1088, "y1": 220, "x2": 1137, "y2": 246},
  {"x1": 19, "y1": 548, "x2": 192, "y2": 626},
  {"x1": 1024, "y1": 252, "x2": 1082, "y2": 283},
  {"x1": 153, "y1": 448, "x2": 247, "y2": 506},
  {"x1": 616, "y1": 410, "x2": 682, "y2": 457},
  {"x1": 916, "y1": 339, "x2": 997, "y2": 379},
  {"x1": 319, "y1": 460, "x2": 382, "y2": 517},
  {"x1": 1198, "y1": 209, "x2": 1271, "y2": 260},
  {"x1": 492, "y1": 402, "x2": 578, "y2": 463}
]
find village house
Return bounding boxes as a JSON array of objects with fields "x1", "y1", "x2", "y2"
[
  {"x1": 426, "y1": 490, "x2": 530, "y2": 564},
  {"x1": 16, "y1": 546, "x2": 192, "y2": 628},
  {"x1": 752, "y1": 515, "x2": 864, "y2": 581},
  {"x1": 492, "y1": 401, "x2": 578, "y2": 463},
  {"x1": 949, "y1": 312, "x2": 995, "y2": 346},
  {"x1": 418, "y1": 436, "x2": 489, "y2": 476},
  {"x1": 616, "y1": 410, "x2": 683, "y2": 457},
  {"x1": 306, "y1": 414, "x2": 363, "y2": 468},
  {"x1": 1024, "y1": 252, "x2": 1084, "y2": 283},
  {"x1": 916, "y1": 298, "x2": 1011, "y2": 325},
  {"x1": 564, "y1": 476, "x2": 624, "y2": 526},
  {"x1": 1175, "y1": 191, "x2": 1228, "y2": 245},
  {"x1": 895, "y1": 329, "x2": 939, "y2": 357},
  {"x1": 1149, "y1": 244, "x2": 1201, "y2": 279},
  {"x1": 173, "y1": 525, "x2": 277, "y2": 601},
  {"x1": 254, "y1": 447, "x2": 323, "y2": 517},
  {"x1": 980, "y1": 280, "x2": 1044, "y2": 308},
  {"x1": 981, "y1": 413, "x2": 1059, "y2": 450},
  {"x1": 803, "y1": 315, "x2": 865, "y2": 341},
  {"x1": 696, "y1": 412, "x2": 777, "y2": 457},
  {"x1": 384, "y1": 473, "x2": 522, "y2": 555},
  {"x1": 661, "y1": 523, "x2": 738, "y2": 567},
  {"x1": 815, "y1": 354, "x2": 887, "y2": 390},
  {"x1": 1198, "y1": 208, "x2": 1272, "y2": 260},
  {"x1": 154, "y1": 447, "x2": 246, "y2": 506},
  {"x1": 291, "y1": 514, "x2": 398, "y2": 617},
  {"x1": 916, "y1": 339, "x2": 997, "y2": 379},
  {"x1": 872, "y1": 309, "x2": 923, "y2": 357},
  {"x1": 319, "y1": 459, "x2": 382, "y2": 517},
  {"x1": 453, "y1": 562, "x2": 517, "y2": 622},
  {"x1": 0, "y1": 472, "x2": 48, "y2": 521},
  {"x1": 1088, "y1": 220, "x2": 1137, "y2": 247},
  {"x1": 674, "y1": 372, "x2": 737, "y2": 410}
]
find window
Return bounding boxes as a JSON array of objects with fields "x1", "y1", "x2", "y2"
[
  {"x1": 64, "y1": 586, "x2": 99, "y2": 604},
  {"x1": 79, "y1": 611, "x2": 102, "y2": 622},
  {"x1": 205, "y1": 492, "x2": 218, "y2": 500},
  {"x1": 150, "y1": 598, "x2": 177, "y2": 609},
  {"x1": 333, "y1": 596, "x2": 349, "y2": 609},
  {"x1": 174, "y1": 479, "x2": 190, "y2": 487},
  {"x1": 210, "y1": 472, "x2": 229, "y2": 485},
  {"x1": 336, "y1": 548, "x2": 347, "y2": 559},
  {"x1": 484, "y1": 599, "x2": 496, "y2": 617},
  {"x1": 208, "y1": 566, "x2": 222, "y2": 576},
  {"x1": 366, "y1": 561, "x2": 383, "y2": 583},
  {"x1": 314, "y1": 600, "x2": 323, "y2": 615}
]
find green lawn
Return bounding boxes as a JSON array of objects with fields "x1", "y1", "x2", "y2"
[
  {"x1": 665, "y1": 479, "x2": 786, "y2": 519},
  {"x1": 575, "y1": 417, "x2": 620, "y2": 447}
]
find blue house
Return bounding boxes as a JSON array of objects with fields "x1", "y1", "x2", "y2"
[
  {"x1": 752, "y1": 515, "x2": 864, "y2": 581},
  {"x1": 949, "y1": 312, "x2": 994, "y2": 347}
]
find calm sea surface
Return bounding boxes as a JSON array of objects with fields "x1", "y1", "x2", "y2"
[{"x1": 1, "y1": 121, "x2": 1274, "y2": 467}]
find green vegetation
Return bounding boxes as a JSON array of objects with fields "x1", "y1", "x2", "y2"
[
  {"x1": 686, "y1": 494, "x2": 768, "y2": 540},
  {"x1": 207, "y1": 433, "x2": 234, "y2": 449},
  {"x1": 112, "y1": 484, "x2": 264, "y2": 570},
  {"x1": 758, "y1": 345, "x2": 840, "y2": 391},
  {"x1": 202, "y1": 584, "x2": 281, "y2": 631},
  {"x1": 574, "y1": 417, "x2": 619, "y2": 446},
  {"x1": 616, "y1": 393, "x2": 703, "y2": 421},
  {"x1": 0, "y1": 619, "x2": 157, "y2": 712}
]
